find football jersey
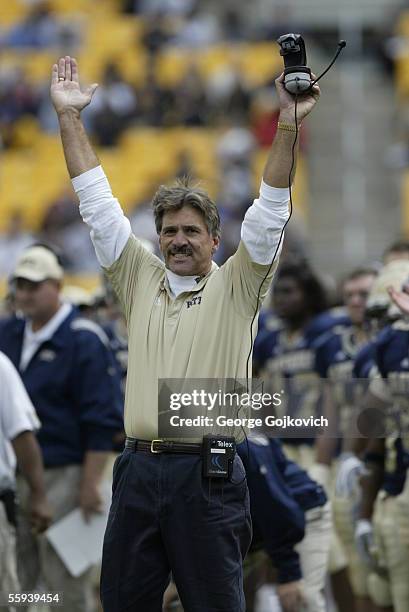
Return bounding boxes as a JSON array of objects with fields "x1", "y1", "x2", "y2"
[
  {"x1": 254, "y1": 310, "x2": 347, "y2": 444},
  {"x1": 315, "y1": 323, "x2": 370, "y2": 439},
  {"x1": 373, "y1": 321, "x2": 409, "y2": 496}
]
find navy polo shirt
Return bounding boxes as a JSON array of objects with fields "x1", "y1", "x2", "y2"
[{"x1": 0, "y1": 309, "x2": 123, "y2": 468}]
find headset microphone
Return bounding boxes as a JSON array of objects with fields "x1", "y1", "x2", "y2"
[{"x1": 277, "y1": 34, "x2": 347, "y2": 94}]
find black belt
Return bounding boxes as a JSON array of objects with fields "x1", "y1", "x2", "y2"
[{"x1": 125, "y1": 437, "x2": 202, "y2": 455}]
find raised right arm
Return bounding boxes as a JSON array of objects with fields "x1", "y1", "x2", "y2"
[{"x1": 51, "y1": 56, "x2": 131, "y2": 267}]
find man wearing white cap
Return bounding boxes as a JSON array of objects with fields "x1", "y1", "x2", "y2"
[{"x1": 0, "y1": 244, "x2": 124, "y2": 612}]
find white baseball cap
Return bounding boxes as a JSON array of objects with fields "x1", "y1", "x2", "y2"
[{"x1": 13, "y1": 246, "x2": 63, "y2": 282}]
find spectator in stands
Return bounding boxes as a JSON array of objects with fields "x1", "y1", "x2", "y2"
[
  {"x1": 220, "y1": 7, "x2": 246, "y2": 42},
  {"x1": 174, "y1": 149, "x2": 195, "y2": 179},
  {"x1": 2, "y1": 1, "x2": 59, "y2": 49},
  {"x1": 0, "y1": 212, "x2": 34, "y2": 278},
  {"x1": 40, "y1": 186, "x2": 79, "y2": 240},
  {"x1": 251, "y1": 86, "x2": 281, "y2": 148},
  {"x1": 0, "y1": 245, "x2": 124, "y2": 612},
  {"x1": 88, "y1": 63, "x2": 137, "y2": 146},
  {"x1": 172, "y1": 4, "x2": 221, "y2": 47},
  {"x1": 206, "y1": 63, "x2": 250, "y2": 124},
  {"x1": 137, "y1": 63, "x2": 169, "y2": 126},
  {"x1": 134, "y1": 0, "x2": 197, "y2": 18},
  {"x1": 0, "y1": 68, "x2": 41, "y2": 134},
  {"x1": 215, "y1": 126, "x2": 255, "y2": 261},
  {"x1": 173, "y1": 63, "x2": 207, "y2": 125},
  {"x1": 142, "y1": 13, "x2": 171, "y2": 57},
  {"x1": 37, "y1": 186, "x2": 98, "y2": 272}
]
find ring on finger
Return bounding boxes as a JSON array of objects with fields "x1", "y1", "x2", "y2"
[{"x1": 58, "y1": 76, "x2": 65, "y2": 81}]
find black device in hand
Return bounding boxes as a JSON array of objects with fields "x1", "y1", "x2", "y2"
[
  {"x1": 277, "y1": 33, "x2": 312, "y2": 94},
  {"x1": 277, "y1": 33, "x2": 347, "y2": 95}
]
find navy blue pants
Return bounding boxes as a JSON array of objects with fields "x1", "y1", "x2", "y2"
[{"x1": 100, "y1": 448, "x2": 252, "y2": 612}]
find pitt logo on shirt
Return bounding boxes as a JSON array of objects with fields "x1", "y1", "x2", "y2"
[{"x1": 186, "y1": 296, "x2": 202, "y2": 309}]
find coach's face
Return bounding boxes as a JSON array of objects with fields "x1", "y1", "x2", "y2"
[{"x1": 159, "y1": 205, "x2": 219, "y2": 277}]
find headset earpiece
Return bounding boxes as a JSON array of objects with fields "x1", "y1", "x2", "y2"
[{"x1": 277, "y1": 33, "x2": 312, "y2": 94}]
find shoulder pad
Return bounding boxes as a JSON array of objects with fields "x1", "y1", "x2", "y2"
[{"x1": 70, "y1": 318, "x2": 110, "y2": 348}]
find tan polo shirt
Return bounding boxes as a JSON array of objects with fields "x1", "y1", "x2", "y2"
[{"x1": 105, "y1": 235, "x2": 277, "y2": 442}]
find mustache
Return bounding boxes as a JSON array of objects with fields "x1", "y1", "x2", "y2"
[{"x1": 168, "y1": 246, "x2": 193, "y2": 256}]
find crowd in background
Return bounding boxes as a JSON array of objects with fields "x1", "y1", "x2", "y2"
[
  {"x1": 2, "y1": 2, "x2": 409, "y2": 611},
  {"x1": 0, "y1": 0, "x2": 313, "y2": 281}
]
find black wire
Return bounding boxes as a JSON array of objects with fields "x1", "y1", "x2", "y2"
[
  {"x1": 232, "y1": 96, "x2": 299, "y2": 486},
  {"x1": 309, "y1": 44, "x2": 345, "y2": 90}
]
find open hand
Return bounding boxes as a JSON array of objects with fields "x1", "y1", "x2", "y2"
[{"x1": 51, "y1": 55, "x2": 98, "y2": 116}]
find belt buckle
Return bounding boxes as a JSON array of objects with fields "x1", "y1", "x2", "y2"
[{"x1": 150, "y1": 439, "x2": 164, "y2": 454}]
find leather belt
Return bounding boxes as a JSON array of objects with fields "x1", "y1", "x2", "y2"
[{"x1": 125, "y1": 437, "x2": 202, "y2": 455}]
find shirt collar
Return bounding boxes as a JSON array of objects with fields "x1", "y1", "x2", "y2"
[
  {"x1": 25, "y1": 302, "x2": 73, "y2": 344},
  {"x1": 162, "y1": 262, "x2": 219, "y2": 298}
]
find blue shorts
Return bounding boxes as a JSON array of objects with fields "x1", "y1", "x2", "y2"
[{"x1": 100, "y1": 448, "x2": 252, "y2": 612}]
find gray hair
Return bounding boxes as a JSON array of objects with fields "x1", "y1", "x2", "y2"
[{"x1": 152, "y1": 176, "x2": 221, "y2": 239}]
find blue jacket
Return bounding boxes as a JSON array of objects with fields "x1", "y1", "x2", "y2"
[
  {"x1": 238, "y1": 436, "x2": 326, "y2": 584},
  {"x1": 0, "y1": 309, "x2": 124, "y2": 467}
]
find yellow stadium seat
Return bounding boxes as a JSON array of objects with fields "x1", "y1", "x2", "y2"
[
  {"x1": 156, "y1": 49, "x2": 191, "y2": 86},
  {"x1": 238, "y1": 42, "x2": 281, "y2": 87},
  {"x1": 396, "y1": 10, "x2": 409, "y2": 36},
  {"x1": 395, "y1": 52, "x2": 409, "y2": 100},
  {"x1": 0, "y1": 1, "x2": 27, "y2": 27},
  {"x1": 86, "y1": 15, "x2": 140, "y2": 57},
  {"x1": 196, "y1": 45, "x2": 231, "y2": 78}
]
